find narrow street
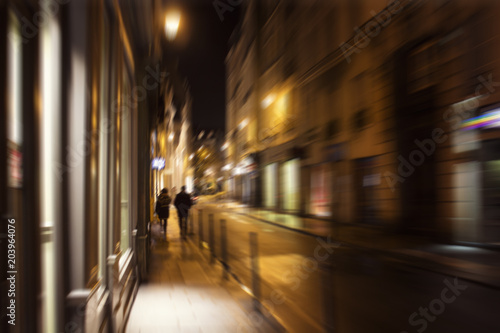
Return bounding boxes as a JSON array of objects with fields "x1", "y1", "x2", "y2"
[
  {"x1": 5, "y1": 1, "x2": 500, "y2": 331},
  {"x1": 191, "y1": 200, "x2": 500, "y2": 333}
]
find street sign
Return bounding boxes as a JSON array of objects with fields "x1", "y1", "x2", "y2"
[{"x1": 151, "y1": 158, "x2": 165, "y2": 170}]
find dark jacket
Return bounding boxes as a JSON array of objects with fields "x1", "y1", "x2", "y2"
[
  {"x1": 174, "y1": 191, "x2": 192, "y2": 215},
  {"x1": 156, "y1": 193, "x2": 171, "y2": 219}
]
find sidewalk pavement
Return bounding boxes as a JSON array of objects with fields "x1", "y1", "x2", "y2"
[
  {"x1": 126, "y1": 209, "x2": 280, "y2": 333},
  {"x1": 211, "y1": 199, "x2": 500, "y2": 289}
]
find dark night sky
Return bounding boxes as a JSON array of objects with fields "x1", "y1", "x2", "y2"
[{"x1": 173, "y1": 0, "x2": 241, "y2": 132}]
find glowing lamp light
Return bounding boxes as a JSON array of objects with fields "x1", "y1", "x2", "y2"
[
  {"x1": 165, "y1": 11, "x2": 181, "y2": 41},
  {"x1": 168, "y1": 133, "x2": 174, "y2": 142}
]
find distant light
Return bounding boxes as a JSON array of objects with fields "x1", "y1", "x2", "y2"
[
  {"x1": 189, "y1": 153, "x2": 194, "y2": 160},
  {"x1": 222, "y1": 163, "x2": 233, "y2": 171},
  {"x1": 261, "y1": 93, "x2": 276, "y2": 109},
  {"x1": 221, "y1": 142, "x2": 229, "y2": 151},
  {"x1": 165, "y1": 10, "x2": 181, "y2": 41},
  {"x1": 198, "y1": 145, "x2": 204, "y2": 152},
  {"x1": 168, "y1": 133, "x2": 174, "y2": 142},
  {"x1": 198, "y1": 131, "x2": 205, "y2": 140},
  {"x1": 241, "y1": 157, "x2": 252, "y2": 167},
  {"x1": 240, "y1": 285, "x2": 254, "y2": 297},
  {"x1": 233, "y1": 167, "x2": 243, "y2": 175},
  {"x1": 238, "y1": 118, "x2": 249, "y2": 130}
]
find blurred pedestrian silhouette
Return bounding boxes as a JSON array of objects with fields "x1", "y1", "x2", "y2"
[
  {"x1": 155, "y1": 188, "x2": 171, "y2": 235},
  {"x1": 174, "y1": 185, "x2": 192, "y2": 239}
]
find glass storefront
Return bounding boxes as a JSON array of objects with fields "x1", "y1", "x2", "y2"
[
  {"x1": 455, "y1": 109, "x2": 500, "y2": 244},
  {"x1": 482, "y1": 140, "x2": 500, "y2": 244},
  {"x1": 39, "y1": 8, "x2": 62, "y2": 332},
  {"x1": 310, "y1": 163, "x2": 332, "y2": 217},
  {"x1": 98, "y1": 12, "x2": 111, "y2": 280},
  {"x1": 281, "y1": 159, "x2": 300, "y2": 212},
  {"x1": 264, "y1": 163, "x2": 277, "y2": 208},
  {"x1": 120, "y1": 65, "x2": 132, "y2": 252},
  {"x1": 7, "y1": 11, "x2": 22, "y2": 189},
  {"x1": 242, "y1": 174, "x2": 251, "y2": 204}
]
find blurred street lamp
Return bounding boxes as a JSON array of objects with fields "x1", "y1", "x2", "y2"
[
  {"x1": 261, "y1": 93, "x2": 276, "y2": 109},
  {"x1": 165, "y1": 10, "x2": 181, "y2": 41},
  {"x1": 238, "y1": 118, "x2": 249, "y2": 130}
]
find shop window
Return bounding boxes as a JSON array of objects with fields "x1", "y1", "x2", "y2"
[
  {"x1": 38, "y1": 8, "x2": 62, "y2": 332},
  {"x1": 354, "y1": 157, "x2": 379, "y2": 224},
  {"x1": 281, "y1": 159, "x2": 300, "y2": 212},
  {"x1": 264, "y1": 163, "x2": 277, "y2": 208},
  {"x1": 310, "y1": 164, "x2": 332, "y2": 217},
  {"x1": 482, "y1": 140, "x2": 500, "y2": 243}
]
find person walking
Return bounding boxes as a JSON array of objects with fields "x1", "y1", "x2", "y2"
[
  {"x1": 174, "y1": 185, "x2": 192, "y2": 239},
  {"x1": 155, "y1": 188, "x2": 171, "y2": 236}
]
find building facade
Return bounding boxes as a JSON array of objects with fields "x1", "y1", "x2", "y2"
[
  {"x1": 192, "y1": 129, "x2": 225, "y2": 195},
  {"x1": 151, "y1": 69, "x2": 193, "y2": 216},
  {"x1": 0, "y1": 0, "x2": 187, "y2": 332},
  {"x1": 226, "y1": 0, "x2": 500, "y2": 245}
]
